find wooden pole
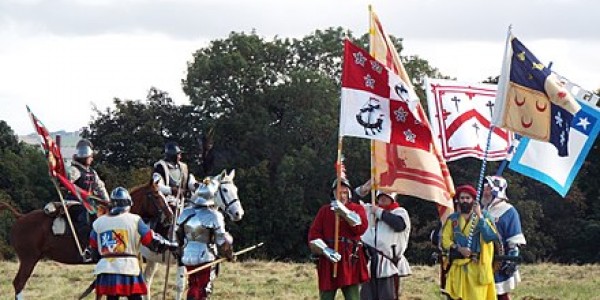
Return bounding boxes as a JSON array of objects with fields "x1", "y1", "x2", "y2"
[
  {"x1": 186, "y1": 242, "x2": 264, "y2": 276},
  {"x1": 333, "y1": 137, "x2": 343, "y2": 278},
  {"x1": 162, "y1": 182, "x2": 184, "y2": 300}
]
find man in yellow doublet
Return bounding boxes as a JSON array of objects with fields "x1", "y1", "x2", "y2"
[{"x1": 442, "y1": 185, "x2": 498, "y2": 300}]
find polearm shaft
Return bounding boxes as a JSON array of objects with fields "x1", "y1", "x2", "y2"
[
  {"x1": 186, "y1": 242, "x2": 264, "y2": 276},
  {"x1": 162, "y1": 184, "x2": 184, "y2": 300}
]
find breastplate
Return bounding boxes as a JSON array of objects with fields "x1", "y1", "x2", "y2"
[
  {"x1": 183, "y1": 214, "x2": 216, "y2": 243},
  {"x1": 181, "y1": 210, "x2": 220, "y2": 266},
  {"x1": 168, "y1": 166, "x2": 182, "y2": 187}
]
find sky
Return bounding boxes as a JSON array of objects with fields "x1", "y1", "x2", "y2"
[{"x1": 1, "y1": 0, "x2": 599, "y2": 136}]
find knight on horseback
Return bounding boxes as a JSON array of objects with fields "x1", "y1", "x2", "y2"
[
  {"x1": 176, "y1": 184, "x2": 235, "y2": 300},
  {"x1": 60, "y1": 139, "x2": 109, "y2": 240},
  {"x1": 152, "y1": 141, "x2": 199, "y2": 210},
  {"x1": 88, "y1": 187, "x2": 178, "y2": 300}
]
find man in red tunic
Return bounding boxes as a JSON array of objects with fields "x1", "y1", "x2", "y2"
[{"x1": 308, "y1": 178, "x2": 369, "y2": 300}]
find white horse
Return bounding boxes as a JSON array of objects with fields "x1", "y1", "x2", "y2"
[{"x1": 141, "y1": 169, "x2": 244, "y2": 300}]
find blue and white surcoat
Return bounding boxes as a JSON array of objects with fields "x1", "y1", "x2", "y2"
[{"x1": 486, "y1": 199, "x2": 527, "y2": 294}]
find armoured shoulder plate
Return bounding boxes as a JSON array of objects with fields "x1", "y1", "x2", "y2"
[{"x1": 177, "y1": 207, "x2": 197, "y2": 225}]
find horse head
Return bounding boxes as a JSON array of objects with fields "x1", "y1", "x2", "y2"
[
  {"x1": 213, "y1": 169, "x2": 244, "y2": 222},
  {"x1": 130, "y1": 174, "x2": 174, "y2": 226}
]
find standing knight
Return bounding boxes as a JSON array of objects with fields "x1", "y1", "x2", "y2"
[{"x1": 176, "y1": 183, "x2": 235, "y2": 300}]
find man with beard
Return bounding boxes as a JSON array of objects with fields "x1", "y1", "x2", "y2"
[{"x1": 442, "y1": 184, "x2": 499, "y2": 300}]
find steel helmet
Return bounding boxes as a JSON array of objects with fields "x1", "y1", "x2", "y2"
[
  {"x1": 331, "y1": 177, "x2": 352, "y2": 190},
  {"x1": 109, "y1": 187, "x2": 132, "y2": 214},
  {"x1": 165, "y1": 142, "x2": 182, "y2": 156},
  {"x1": 330, "y1": 177, "x2": 352, "y2": 200},
  {"x1": 75, "y1": 139, "x2": 94, "y2": 159},
  {"x1": 376, "y1": 190, "x2": 398, "y2": 201},
  {"x1": 191, "y1": 182, "x2": 216, "y2": 207}
]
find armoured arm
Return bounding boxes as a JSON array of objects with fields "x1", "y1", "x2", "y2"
[
  {"x1": 213, "y1": 211, "x2": 235, "y2": 260},
  {"x1": 153, "y1": 172, "x2": 173, "y2": 195},
  {"x1": 330, "y1": 200, "x2": 362, "y2": 226},
  {"x1": 148, "y1": 233, "x2": 178, "y2": 253},
  {"x1": 93, "y1": 172, "x2": 109, "y2": 201},
  {"x1": 187, "y1": 173, "x2": 198, "y2": 192},
  {"x1": 68, "y1": 165, "x2": 81, "y2": 182},
  {"x1": 309, "y1": 239, "x2": 341, "y2": 263}
]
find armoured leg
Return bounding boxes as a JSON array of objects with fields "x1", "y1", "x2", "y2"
[{"x1": 175, "y1": 265, "x2": 187, "y2": 300}]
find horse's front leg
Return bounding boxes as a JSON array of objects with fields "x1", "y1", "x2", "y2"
[
  {"x1": 142, "y1": 260, "x2": 159, "y2": 300},
  {"x1": 175, "y1": 265, "x2": 187, "y2": 300}
]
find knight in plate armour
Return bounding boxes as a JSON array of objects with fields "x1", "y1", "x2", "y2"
[
  {"x1": 176, "y1": 184, "x2": 234, "y2": 300},
  {"x1": 153, "y1": 141, "x2": 199, "y2": 209}
]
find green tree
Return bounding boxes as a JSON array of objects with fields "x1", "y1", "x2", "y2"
[{"x1": 0, "y1": 123, "x2": 56, "y2": 258}]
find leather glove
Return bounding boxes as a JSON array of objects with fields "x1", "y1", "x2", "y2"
[{"x1": 219, "y1": 243, "x2": 236, "y2": 262}]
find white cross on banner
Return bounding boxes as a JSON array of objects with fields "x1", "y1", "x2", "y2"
[{"x1": 425, "y1": 78, "x2": 512, "y2": 162}]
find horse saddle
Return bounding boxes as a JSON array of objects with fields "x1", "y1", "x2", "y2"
[{"x1": 43, "y1": 202, "x2": 88, "y2": 236}]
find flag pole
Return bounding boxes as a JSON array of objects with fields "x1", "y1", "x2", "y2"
[
  {"x1": 368, "y1": 4, "x2": 378, "y2": 210},
  {"x1": 333, "y1": 136, "x2": 343, "y2": 278}
]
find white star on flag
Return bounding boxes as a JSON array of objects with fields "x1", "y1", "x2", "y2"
[{"x1": 576, "y1": 117, "x2": 590, "y2": 130}]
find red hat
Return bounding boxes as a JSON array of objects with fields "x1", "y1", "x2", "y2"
[{"x1": 455, "y1": 184, "x2": 477, "y2": 200}]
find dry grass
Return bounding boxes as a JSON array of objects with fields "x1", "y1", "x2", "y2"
[{"x1": 1, "y1": 260, "x2": 599, "y2": 299}]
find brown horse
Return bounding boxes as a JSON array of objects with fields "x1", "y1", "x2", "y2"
[{"x1": 0, "y1": 178, "x2": 171, "y2": 300}]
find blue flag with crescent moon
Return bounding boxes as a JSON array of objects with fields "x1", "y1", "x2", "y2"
[{"x1": 493, "y1": 36, "x2": 581, "y2": 157}]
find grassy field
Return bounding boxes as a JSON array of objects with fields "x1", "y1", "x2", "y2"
[{"x1": 1, "y1": 260, "x2": 599, "y2": 299}]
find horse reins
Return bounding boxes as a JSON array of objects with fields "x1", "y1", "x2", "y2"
[{"x1": 218, "y1": 181, "x2": 239, "y2": 212}]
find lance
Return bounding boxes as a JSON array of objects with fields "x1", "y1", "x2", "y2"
[
  {"x1": 186, "y1": 242, "x2": 264, "y2": 276},
  {"x1": 162, "y1": 180, "x2": 185, "y2": 300}
]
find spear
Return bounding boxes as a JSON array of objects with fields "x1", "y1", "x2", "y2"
[{"x1": 186, "y1": 242, "x2": 264, "y2": 276}]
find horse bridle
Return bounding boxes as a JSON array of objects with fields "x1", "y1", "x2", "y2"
[
  {"x1": 146, "y1": 189, "x2": 172, "y2": 225},
  {"x1": 217, "y1": 181, "x2": 239, "y2": 213}
]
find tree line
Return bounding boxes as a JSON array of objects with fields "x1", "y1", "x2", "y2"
[{"x1": 1, "y1": 28, "x2": 598, "y2": 264}]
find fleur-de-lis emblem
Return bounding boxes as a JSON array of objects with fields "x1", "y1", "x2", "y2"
[
  {"x1": 364, "y1": 74, "x2": 375, "y2": 89},
  {"x1": 353, "y1": 52, "x2": 366, "y2": 66}
]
